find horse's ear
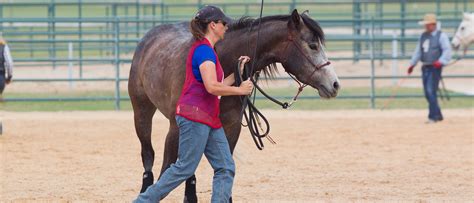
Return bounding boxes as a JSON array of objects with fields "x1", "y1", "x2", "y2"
[
  {"x1": 288, "y1": 9, "x2": 302, "y2": 31},
  {"x1": 463, "y1": 12, "x2": 471, "y2": 21}
]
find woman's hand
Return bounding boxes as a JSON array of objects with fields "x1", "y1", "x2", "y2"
[
  {"x1": 5, "y1": 75, "x2": 12, "y2": 84},
  {"x1": 238, "y1": 56, "x2": 251, "y2": 74},
  {"x1": 239, "y1": 79, "x2": 254, "y2": 95}
]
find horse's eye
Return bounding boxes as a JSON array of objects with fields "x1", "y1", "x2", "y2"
[
  {"x1": 308, "y1": 43, "x2": 318, "y2": 50},
  {"x1": 460, "y1": 26, "x2": 465, "y2": 31}
]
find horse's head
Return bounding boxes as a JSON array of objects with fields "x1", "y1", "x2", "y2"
[
  {"x1": 219, "y1": 10, "x2": 339, "y2": 98},
  {"x1": 452, "y1": 12, "x2": 474, "y2": 51},
  {"x1": 277, "y1": 9, "x2": 339, "y2": 98}
]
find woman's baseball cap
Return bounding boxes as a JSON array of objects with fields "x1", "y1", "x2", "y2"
[{"x1": 194, "y1": 5, "x2": 233, "y2": 25}]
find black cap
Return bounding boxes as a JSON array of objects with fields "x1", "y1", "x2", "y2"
[{"x1": 194, "y1": 5, "x2": 233, "y2": 24}]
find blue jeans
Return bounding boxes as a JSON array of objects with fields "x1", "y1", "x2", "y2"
[
  {"x1": 133, "y1": 116, "x2": 235, "y2": 203},
  {"x1": 422, "y1": 65, "x2": 443, "y2": 121}
]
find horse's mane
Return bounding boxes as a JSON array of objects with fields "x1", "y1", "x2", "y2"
[{"x1": 227, "y1": 14, "x2": 325, "y2": 79}]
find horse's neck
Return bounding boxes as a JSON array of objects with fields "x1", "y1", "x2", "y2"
[
  {"x1": 469, "y1": 22, "x2": 474, "y2": 44},
  {"x1": 217, "y1": 22, "x2": 287, "y2": 75}
]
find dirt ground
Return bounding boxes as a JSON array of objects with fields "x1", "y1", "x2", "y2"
[{"x1": 0, "y1": 109, "x2": 472, "y2": 202}]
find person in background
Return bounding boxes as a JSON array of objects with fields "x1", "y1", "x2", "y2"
[
  {"x1": 407, "y1": 13, "x2": 452, "y2": 123},
  {"x1": 0, "y1": 36, "x2": 13, "y2": 95},
  {"x1": 0, "y1": 36, "x2": 13, "y2": 135}
]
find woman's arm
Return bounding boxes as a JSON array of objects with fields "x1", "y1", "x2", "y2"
[
  {"x1": 200, "y1": 61, "x2": 253, "y2": 96},
  {"x1": 222, "y1": 56, "x2": 250, "y2": 86},
  {"x1": 223, "y1": 73, "x2": 237, "y2": 86}
]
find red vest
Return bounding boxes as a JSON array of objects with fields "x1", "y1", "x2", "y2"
[{"x1": 176, "y1": 38, "x2": 224, "y2": 129}]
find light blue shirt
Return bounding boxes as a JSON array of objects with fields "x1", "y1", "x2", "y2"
[
  {"x1": 410, "y1": 30, "x2": 452, "y2": 66},
  {"x1": 3, "y1": 44, "x2": 13, "y2": 77}
]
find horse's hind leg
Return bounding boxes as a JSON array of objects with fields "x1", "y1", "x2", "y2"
[
  {"x1": 159, "y1": 120, "x2": 198, "y2": 203},
  {"x1": 131, "y1": 92, "x2": 157, "y2": 193}
]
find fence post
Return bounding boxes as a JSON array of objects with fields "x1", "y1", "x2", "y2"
[
  {"x1": 114, "y1": 17, "x2": 121, "y2": 110},
  {"x1": 125, "y1": 5, "x2": 129, "y2": 46},
  {"x1": 112, "y1": 3, "x2": 117, "y2": 65},
  {"x1": 392, "y1": 31, "x2": 398, "y2": 86},
  {"x1": 352, "y1": 1, "x2": 361, "y2": 63},
  {"x1": 48, "y1": 0, "x2": 57, "y2": 69},
  {"x1": 152, "y1": 2, "x2": 156, "y2": 27},
  {"x1": 436, "y1": 0, "x2": 441, "y2": 17},
  {"x1": 290, "y1": 0, "x2": 296, "y2": 12},
  {"x1": 0, "y1": 4, "x2": 3, "y2": 37},
  {"x1": 79, "y1": 0, "x2": 83, "y2": 78},
  {"x1": 376, "y1": 0, "x2": 384, "y2": 65},
  {"x1": 136, "y1": 0, "x2": 140, "y2": 40},
  {"x1": 99, "y1": 27, "x2": 103, "y2": 56},
  {"x1": 197, "y1": 0, "x2": 202, "y2": 10},
  {"x1": 29, "y1": 27, "x2": 34, "y2": 58},
  {"x1": 370, "y1": 16, "x2": 376, "y2": 109},
  {"x1": 160, "y1": 2, "x2": 164, "y2": 24},
  {"x1": 400, "y1": 0, "x2": 406, "y2": 56},
  {"x1": 68, "y1": 42, "x2": 74, "y2": 89}
]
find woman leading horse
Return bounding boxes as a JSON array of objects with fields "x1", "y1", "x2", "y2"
[{"x1": 133, "y1": 5, "x2": 253, "y2": 202}]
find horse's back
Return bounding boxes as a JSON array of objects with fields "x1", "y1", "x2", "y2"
[{"x1": 129, "y1": 22, "x2": 193, "y2": 118}]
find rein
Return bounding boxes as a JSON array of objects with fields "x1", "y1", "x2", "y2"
[{"x1": 236, "y1": 0, "x2": 272, "y2": 150}]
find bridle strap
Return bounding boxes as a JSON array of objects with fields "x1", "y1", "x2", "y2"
[
  {"x1": 286, "y1": 35, "x2": 331, "y2": 71},
  {"x1": 454, "y1": 34, "x2": 469, "y2": 46},
  {"x1": 277, "y1": 34, "x2": 331, "y2": 104}
]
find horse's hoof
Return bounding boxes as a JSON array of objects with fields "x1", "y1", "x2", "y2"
[
  {"x1": 140, "y1": 171, "x2": 154, "y2": 193},
  {"x1": 183, "y1": 195, "x2": 198, "y2": 203}
]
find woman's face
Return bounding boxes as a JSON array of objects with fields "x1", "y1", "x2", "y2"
[{"x1": 210, "y1": 20, "x2": 228, "y2": 40}]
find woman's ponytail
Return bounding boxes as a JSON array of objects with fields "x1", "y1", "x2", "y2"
[{"x1": 190, "y1": 18, "x2": 209, "y2": 40}]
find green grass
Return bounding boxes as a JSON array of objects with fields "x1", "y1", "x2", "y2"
[
  {"x1": 0, "y1": 91, "x2": 129, "y2": 111},
  {"x1": 1, "y1": 87, "x2": 472, "y2": 111}
]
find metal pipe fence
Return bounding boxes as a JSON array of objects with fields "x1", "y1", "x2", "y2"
[{"x1": 0, "y1": 1, "x2": 472, "y2": 110}]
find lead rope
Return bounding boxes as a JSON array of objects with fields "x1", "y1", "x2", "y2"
[
  {"x1": 237, "y1": 0, "x2": 273, "y2": 150},
  {"x1": 236, "y1": 61, "x2": 273, "y2": 150}
]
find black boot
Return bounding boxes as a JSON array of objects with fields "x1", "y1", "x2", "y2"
[
  {"x1": 140, "y1": 171, "x2": 154, "y2": 193},
  {"x1": 184, "y1": 175, "x2": 198, "y2": 203}
]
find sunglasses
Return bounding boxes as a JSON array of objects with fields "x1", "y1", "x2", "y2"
[{"x1": 213, "y1": 20, "x2": 227, "y2": 26}]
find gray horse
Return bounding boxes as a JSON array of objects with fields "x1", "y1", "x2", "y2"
[{"x1": 128, "y1": 9, "x2": 340, "y2": 202}]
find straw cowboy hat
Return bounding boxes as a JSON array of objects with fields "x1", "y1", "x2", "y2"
[{"x1": 418, "y1": 13, "x2": 437, "y2": 25}]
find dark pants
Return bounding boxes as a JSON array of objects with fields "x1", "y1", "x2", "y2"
[
  {"x1": 0, "y1": 72, "x2": 5, "y2": 94},
  {"x1": 421, "y1": 65, "x2": 443, "y2": 121}
]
